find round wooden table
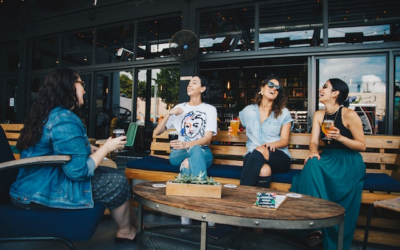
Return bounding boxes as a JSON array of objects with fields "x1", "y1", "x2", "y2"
[{"x1": 133, "y1": 182, "x2": 345, "y2": 250}]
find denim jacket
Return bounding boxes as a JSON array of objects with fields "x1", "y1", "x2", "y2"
[
  {"x1": 10, "y1": 107, "x2": 96, "y2": 209},
  {"x1": 239, "y1": 104, "x2": 293, "y2": 158}
]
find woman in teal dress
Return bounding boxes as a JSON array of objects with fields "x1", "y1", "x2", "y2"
[{"x1": 290, "y1": 78, "x2": 366, "y2": 250}]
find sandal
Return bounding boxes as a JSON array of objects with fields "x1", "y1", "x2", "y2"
[{"x1": 305, "y1": 230, "x2": 323, "y2": 247}]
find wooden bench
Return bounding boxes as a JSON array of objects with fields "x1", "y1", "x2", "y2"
[
  {"x1": 0, "y1": 124, "x2": 24, "y2": 160},
  {"x1": 125, "y1": 130, "x2": 400, "y2": 246}
]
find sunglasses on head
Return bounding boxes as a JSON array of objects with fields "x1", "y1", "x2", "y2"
[
  {"x1": 322, "y1": 84, "x2": 337, "y2": 91},
  {"x1": 266, "y1": 81, "x2": 281, "y2": 91}
]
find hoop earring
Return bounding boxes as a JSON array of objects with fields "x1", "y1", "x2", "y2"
[{"x1": 258, "y1": 91, "x2": 263, "y2": 95}]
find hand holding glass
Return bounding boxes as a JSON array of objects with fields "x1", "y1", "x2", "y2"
[
  {"x1": 168, "y1": 131, "x2": 179, "y2": 149},
  {"x1": 321, "y1": 120, "x2": 335, "y2": 141},
  {"x1": 112, "y1": 129, "x2": 126, "y2": 152}
]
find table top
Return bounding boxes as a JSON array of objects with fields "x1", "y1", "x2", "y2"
[{"x1": 133, "y1": 182, "x2": 345, "y2": 229}]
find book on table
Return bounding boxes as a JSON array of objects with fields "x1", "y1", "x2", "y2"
[{"x1": 253, "y1": 193, "x2": 288, "y2": 210}]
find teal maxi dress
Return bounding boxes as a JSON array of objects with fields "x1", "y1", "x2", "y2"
[{"x1": 290, "y1": 108, "x2": 365, "y2": 250}]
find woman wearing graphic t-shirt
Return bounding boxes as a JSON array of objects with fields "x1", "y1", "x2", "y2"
[{"x1": 153, "y1": 76, "x2": 218, "y2": 178}]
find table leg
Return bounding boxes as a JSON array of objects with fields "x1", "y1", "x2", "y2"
[
  {"x1": 137, "y1": 203, "x2": 143, "y2": 233},
  {"x1": 200, "y1": 221, "x2": 208, "y2": 250},
  {"x1": 337, "y1": 220, "x2": 344, "y2": 250}
]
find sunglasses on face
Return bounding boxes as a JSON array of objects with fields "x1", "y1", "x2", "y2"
[
  {"x1": 267, "y1": 81, "x2": 281, "y2": 91},
  {"x1": 322, "y1": 84, "x2": 337, "y2": 91},
  {"x1": 76, "y1": 80, "x2": 85, "y2": 88}
]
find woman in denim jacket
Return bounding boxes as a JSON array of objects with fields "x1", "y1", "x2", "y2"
[
  {"x1": 10, "y1": 68, "x2": 137, "y2": 243},
  {"x1": 239, "y1": 77, "x2": 293, "y2": 188}
]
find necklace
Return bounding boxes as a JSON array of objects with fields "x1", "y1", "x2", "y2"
[
  {"x1": 326, "y1": 106, "x2": 340, "y2": 115},
  {"x1": 325, "y1": 106, "x2": 341, "y2": 144}
]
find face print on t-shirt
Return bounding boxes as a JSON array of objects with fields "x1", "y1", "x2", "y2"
[{"x1": 181, "y1": 111, "x2": 207, "y2": 141}]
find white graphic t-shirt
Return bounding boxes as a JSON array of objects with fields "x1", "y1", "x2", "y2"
[{"x1": 166, "y1": 102, "x2": 217, "y2": 142}]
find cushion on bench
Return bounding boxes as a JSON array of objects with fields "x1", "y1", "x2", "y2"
[
  {"x1": 127, "y1": 156, "x2": 301, "y2": 183},
  {"x1": 127, "y1": 156, "x2": 400, "y2": 193},
  {"x1": 363, "y1": 173, "x2": 400, "y2": 193},
  {"x1": 126, "y1": 156, "x2": 244, "y2": 179}
]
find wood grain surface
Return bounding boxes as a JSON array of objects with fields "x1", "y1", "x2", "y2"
[{"x1": 133, "y1": 182, "x2": 344, "y2": 221}]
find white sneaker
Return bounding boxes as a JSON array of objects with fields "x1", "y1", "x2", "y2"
[
  {"x1": 181, "y1": 216, "x2": 192, "y2": 225},
  {"x1": 180, "y1": 216, "x2": 192, "y2": 233}
]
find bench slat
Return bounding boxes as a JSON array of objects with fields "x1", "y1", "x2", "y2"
[{"x1": 209, "y1": 145, "x2": 247, "y2": 156}]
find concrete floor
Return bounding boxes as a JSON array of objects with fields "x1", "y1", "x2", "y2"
[{"x1": 0, "y1": 156, "x2": 398, "y2": 250}]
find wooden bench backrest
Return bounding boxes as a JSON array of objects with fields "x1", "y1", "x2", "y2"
[
  {"x1": 151, "y1": 130, "x2": 400, "y2": 176},
  {"x1": 0, "y1": 124, "x2": 24, "y2": 159}
]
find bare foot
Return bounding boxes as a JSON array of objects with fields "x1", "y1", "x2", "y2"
[{"x1": 116, "y1": 227, "x2": 137, "y2": 240}]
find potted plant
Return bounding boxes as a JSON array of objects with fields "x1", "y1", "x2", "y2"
[{"x1": 166, "y1": 172, "x2": 222, "y2": 198}]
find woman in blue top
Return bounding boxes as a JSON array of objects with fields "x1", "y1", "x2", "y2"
[
  {"x1": 10, "y1": 68, "x2": 138, "y2": 243},
  {"x1": 239, "y1": 77, "x2": 293, "y2": 188},
  {"x1": 290, "y1": 79, "x2": 366, "y2": 250}
]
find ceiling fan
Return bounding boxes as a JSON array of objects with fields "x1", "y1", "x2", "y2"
[{"x1": 169, "y1": 30, "x2": 199, "y2": 61}]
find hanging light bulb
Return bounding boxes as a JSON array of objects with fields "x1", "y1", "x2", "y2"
[
  {"x1": 55, "y1": 59, "x2": 59, "y2": 64},
  {"x1": 227, "y1": 81, "x2": 230, "y2": 90},
  {"x1": 83, "y1": 56, "x2": 88, "y2": 61}
]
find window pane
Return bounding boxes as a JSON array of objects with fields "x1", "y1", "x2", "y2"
[
  {"x1": 1, "y1": 79, "x2": 18, "y2": 123},
  {"x1": 137, "y1": 15, "x2": 181, "y2": 60},
  {"x1": 328, "y1": 0, "x2": 400, "y2": 45},
  {"x1": 31, "y1": 36, "x2": 59, "y2": 70},
  {"x1": 259, "y1": 0, "x2": 321, "y2": 50},
  {"x1": 199, "y1": 6, "x2": 255, "y2": 54},
  {"x1": 394, "y1": 56, "x2": 400, "y2": 135},
  {"x1": 62, "y1": 31, "x2": 94, "y2": 67},
  {"x1": 0, "y1": 42, "x2": 20, "y2": 73},
  {"x1": 318, "y1": 56, "x2": 387, "y2": 134},
  {"x1": 96, "y1": 24, "x2": 135, "y2": 64}
]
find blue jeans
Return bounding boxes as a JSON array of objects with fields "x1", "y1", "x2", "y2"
[{"x1": 169, "y1": 145, "x2": 213, "y2": 177}]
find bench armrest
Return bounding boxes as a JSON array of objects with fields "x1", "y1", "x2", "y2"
[{"x1": 0, "y1": 155, "x2": 71, "y2": 171}]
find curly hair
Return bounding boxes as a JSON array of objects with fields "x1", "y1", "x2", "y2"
[
  {"x1": 17, "y1": 68, "x2": 80, "y2": 151},
  {"x1": 253, "y1": 77, "x2": 287, "y2": 119}
]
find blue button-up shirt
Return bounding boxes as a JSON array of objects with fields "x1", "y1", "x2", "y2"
[
  {"x1": 10, "y1": 107, "x2": 96, "y2": 209},
  {"x1": 239, "y1": 104, "x2": 293, "y2": 158}
]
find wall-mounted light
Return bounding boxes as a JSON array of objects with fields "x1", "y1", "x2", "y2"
[
  {"x1": 83, "y1": 56, "x2": 88, "y2": 61},
  {"x1": 227, "y1": 81, "x2": 230, "y2": 90}
]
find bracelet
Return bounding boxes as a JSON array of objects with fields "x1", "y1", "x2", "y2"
[{"x1": 309, "y1": 150, "x2": 319, "y2": 155}]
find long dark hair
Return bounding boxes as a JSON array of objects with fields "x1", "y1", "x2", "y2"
[
  {"x1": 254, "y1": 77, "x2": 287, "y2": 118},
  {"x1": 198, "y1": 75, "x2": 210, "y2": 103},
  {"x1": 329, "y1": 78, "x2": 349, "y2": 107},
  {"x1": 17, "y1": 68, "x2": 80, "y2": 151}
]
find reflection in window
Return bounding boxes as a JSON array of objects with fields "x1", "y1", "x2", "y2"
[
  {"x1": 199, "y1": 7, "x2": 254, "y2": 54},
  {"x1": 137, "y1": 16, "x2": 181, "y2": 60},
  {"x1": 328, "y1": 1, "x2": 400, "y2": 45},
  {"x1": 62, "y1": 31, "x2": 94, "y2": 67},
  {"x1": 96, "y1": 24, "x2": 135, "y2": 64},
  {"x1": 259, "y1": 0, "x2": 322, "y2": 49},
  {"x1": 318, "y1": 56, "x2": 387, "y2": 134},
  {"x1": 31, "y1": 36, "x2": 60, "y2": 70},
  {"x1": 394, "y1": 57, "x2": 400, "y2": 135}
]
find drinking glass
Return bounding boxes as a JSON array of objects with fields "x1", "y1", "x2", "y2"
[
  {"x1": 112, "y1": 129, "x2": 126, "y2": 152},
  {"x1": 230, "y1": 120, "x2": 239, "y2": 137},
  {"x1": 321, "y1": 120, "x2": 334, "y2": 142},
  {"x1": 168, "y1": 131, "x2": 179, "y2": 150}
]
